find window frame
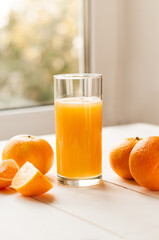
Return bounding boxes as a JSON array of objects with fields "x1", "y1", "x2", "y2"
[{"x1": 0, "y1": 0, "x2": 90, "y2": 140}]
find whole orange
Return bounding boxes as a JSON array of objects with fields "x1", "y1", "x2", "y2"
[
  {"x1": 2, "y1": 135, "x2": 54, "y2": 174},
  {"x1": 129, "y1": 136, "x2": 159, "y2": 190},
  {"x1": 109, "y1": 137, "x2": 141, "y2": 179}
]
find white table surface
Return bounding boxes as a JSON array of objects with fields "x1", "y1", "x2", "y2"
[{"x1": 1, "y1": 123, "x2": 159, "y2": 240}]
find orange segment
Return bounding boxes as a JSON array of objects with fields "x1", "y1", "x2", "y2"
[
  {"x1": 12, "y1": 162, "x2": 53, "y2": 196},
  {"x1": 0, "y1": 159, "x2": 19, "y2": 189}
]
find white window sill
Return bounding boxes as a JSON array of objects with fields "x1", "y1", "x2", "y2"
[{"x1": 0, "y1": 105, "x2": 55, "y2": 140}]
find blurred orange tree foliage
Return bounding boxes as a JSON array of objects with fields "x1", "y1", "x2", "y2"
[{"x1": 0, "y1": 0, "x2": 79, "y2": 108}]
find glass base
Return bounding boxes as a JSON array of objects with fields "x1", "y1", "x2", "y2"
[{"x1": 57, "y1": 174, "x2": 102, "y2": 187}]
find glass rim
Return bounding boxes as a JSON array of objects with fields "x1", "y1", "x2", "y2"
[{"x1": 54, "y1": 73, "x2": 102, "y2": 80}]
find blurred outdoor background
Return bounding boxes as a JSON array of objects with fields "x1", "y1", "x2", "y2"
[{"x1": 0, "y1": 0, "x2": 79, "y2": 109}]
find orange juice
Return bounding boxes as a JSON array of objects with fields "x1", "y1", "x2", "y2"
[{"x1": 55, "y1": 97, "x2": 102, "y2": 179}]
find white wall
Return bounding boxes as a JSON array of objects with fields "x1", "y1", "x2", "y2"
[{"x1": 91, "y1": 0, "x2": 159, "y2": 126}]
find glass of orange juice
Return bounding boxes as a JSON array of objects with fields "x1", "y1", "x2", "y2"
[{"x1": 54, "y1": 74, "x2": 102, "y2": 186}]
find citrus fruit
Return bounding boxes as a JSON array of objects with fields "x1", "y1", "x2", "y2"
[
  {"x1": 2, "y1": 135, "x2": 54, "y2": 174},
  {"x1": 12, "y1": 161, "x2": 53, "y2": 196},
  {"x1": 129, "y1": 136, "x2": 159, "y2": 190},
  {"x1": 109, "y1": 137, "x2": 141, "y2": 179},
  {"x1": 0, "y1": 159, "x2": 19, "y2": 189}
]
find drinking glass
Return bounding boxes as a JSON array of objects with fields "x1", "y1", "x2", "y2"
[{"x1": 54, "y1": 74, "x2": 102, "y2": 186}]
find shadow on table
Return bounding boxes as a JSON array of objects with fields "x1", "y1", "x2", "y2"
[
  {"x1": 17, "y1": 192, "x2": 55, "y2": 204},
  {"x1": 120, "y1": 178, "x2": 139, "y2": 186},
  {"x1": 104, "y1": 176, "x2": 139, "y2": 187},
  {"x1": 0, "y1": 188, "x2": 16, "y2": 195},
  {"x1": 93, "y1": 180, "x2": 107, "y2": 190},
  {"x1": 35, "y1": 193, "x2": 56, "y2": 204}
]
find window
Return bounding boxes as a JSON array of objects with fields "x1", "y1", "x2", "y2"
[
  {"x1": 0, "y1": 0, "x2": 81, "y2": 110},
  {"x1": 0, "y1": 0, "x2": 90, "y2": 139}
]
